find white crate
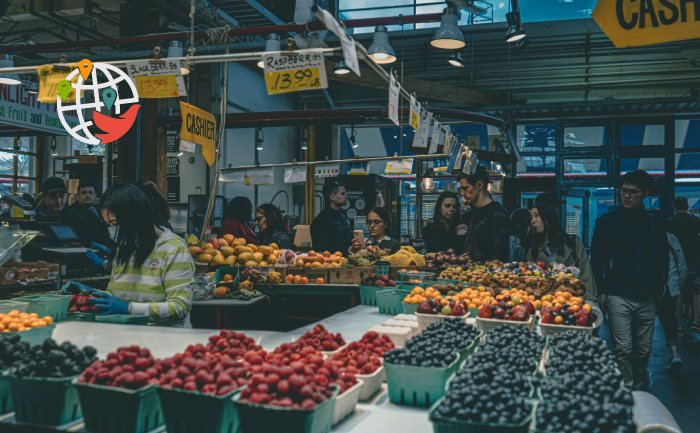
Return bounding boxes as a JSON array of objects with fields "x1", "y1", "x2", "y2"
[
  {"x1": 356, "y1": 365, "x2": 385, "y2": 401},
  {"x1": 383, "y1": 318, "x2": 420, "y2": 337},
  {"x1": 332, "y1": 379, "x2": 363, "y2": 425},
  {"x1": 476, "y1": 315, "x2": 535, "y2": 333},
  {"x1": 393, "y1": 314, "x2": 418, "y2": 323},
  {"x1": 368, "y1": 324, "x2": 412, "y2": 348}
]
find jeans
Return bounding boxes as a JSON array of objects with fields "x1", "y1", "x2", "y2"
[
  {"x1": 606, "y1": 295, "x2": 656, "y2": 387},
  {"x1": 655, "y1": 290, "x2": 679, "y2": 349}
]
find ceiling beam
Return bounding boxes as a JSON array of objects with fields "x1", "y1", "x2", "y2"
[{"x1": 243, "y1": 0, "x2": 284, "y2": 25}]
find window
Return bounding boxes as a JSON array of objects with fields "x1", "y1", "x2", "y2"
[
  {"x1": 620, "y1": 157, "x2": 664, "y2": 176},
  {"x1": 517, "y1": 124, "x2": 556, "y2": 152},
  {"x1": 0, "y1": 137, "x2": 38, "y2": 194},
  {"x1": 675, "y1": 153, "x2": 700, "y2": 181},
  {"x1": 620, "y1": 124, "x2": 664, "y2": 146},
  {"x1": 71, "y1": 138, "x2": 106, "y2": 156},
  {"x1": 676, "y1": 119, "x2": 700, "y2": 149},
  {"x1": 563, "y1": 126, "x2": 607, "y2": 148},
  {"x1": 516, "y1": 156, "x2": 555, "y2": 177},
  {"x1": 563, "y1": 157, "x2": 608, "y2": 179}
]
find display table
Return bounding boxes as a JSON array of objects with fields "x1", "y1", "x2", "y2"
[{"x1": 256, "y1": 283, "x2": 359, "y2": 297}]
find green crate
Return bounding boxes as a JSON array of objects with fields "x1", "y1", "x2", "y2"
[
  {"x1": 0, "y1": 300, "x2": 28, "y2": 314},
  {"x1": 0, "y1": 377, "x2": 13, "y2": 416},
  {"x1": 429, "y1": 398, "x2": 533, "y2": 433},
  {"x1": 3, "y1": 323, "x2": 56, "y2": 347},
  {"x1": 95, "y1": 314, "x2": 150, "y2": 325},
  {"x1": 13, "y1": 294, "x2": 71, "y2": 322},
  {"x1": 233, "y1": 388, "x2": 337, "y2": 433},
  {"x1": 402, "y1": 302, "x2": 418, "y2": 314},
  {"x1": 385, "y1": 357, "x2": 458, "y2": 408},
  {"x1": 376, "y1": 289, "x2": 409, "y2": 316},
  {"x1": 7, "y1": 375, "x2": 82, "y2": 426},
  {"x1": 358, "y1": 285, "x2": 378, "y2": 306},
  {"x1": 76, "y1": 383, "x2": 163, "y2": 433},
  {"x1": 158, "y1": 386, "x2": 241, "y2": 433},
  {"x1": 67, "y1": 312, "x2": 96, "y2": 322}
]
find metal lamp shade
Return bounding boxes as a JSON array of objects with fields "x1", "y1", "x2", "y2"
[
  {"x1": 431, "y1": 9, "x2": 465, "y2": 50},
  {"x1": 368, "y1": 25, "x2": 396, "y2": 65}
]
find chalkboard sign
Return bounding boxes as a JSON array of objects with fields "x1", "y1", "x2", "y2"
[
  {"x1": 167, "y1": 132, "x2": 179, "y2": 153},
  {"x1": 167, "y1": 177, "x2": 180, "y2": 203},
  {"x1": 167, "y1": 156, "x2": 180, "y2": 176}
]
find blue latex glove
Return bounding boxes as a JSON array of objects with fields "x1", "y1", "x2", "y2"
[
  {"x1": 86, "y1": 251, "x2": 106, "y2": 268},
  {"x1": 89, "y1": 291, "x2": 129, "y2": 315},
  {"x1": 90, "y1": 242, "x2": 112, "y2": 255},
  {"x1": 61, "y1": 281, "x2": 95, "y2": 294}
]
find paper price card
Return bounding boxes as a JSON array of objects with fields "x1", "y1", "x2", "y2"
[
  {"x1": 37, "y1": 64, "x2": 77, "y2": 103},
  {"x1": 263, "y1": 50, "x2": 328, "y2": 95},
  {"x1": 135, "y1": 75, "x2": 179, "y2": 98},
  {"x1": 409, "y1": 95, "x2": 420, "y2": 130},
  {"x1": 388, "y1": 74, "x2": 400, "y2": 126}
]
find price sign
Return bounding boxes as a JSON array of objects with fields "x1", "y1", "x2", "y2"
[
  {"x1": 409, "y1": 95, "x2": 421, "y2": 130},
  {"x1": 135, "y1": 75, "x2": 179, "y2": 99},
  {"x1": 263, "y1": 50, "x2": 328, "y2": 95},
  {"x1": 37, "y1": 64, "x2": 77, "y2": 103}
]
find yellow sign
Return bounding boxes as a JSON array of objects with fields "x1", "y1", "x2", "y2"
[
  {"x1": 264, "y1": 68, "x2": 324, "y2": 95},
  {"x1": 593, "y1": 0, "x2": 700, "y2": 48},
  {"x1": 37, "y1": 64, "x2": 77, "y2": 103},
  {"x1": 179, "y1": 101, "x2": 216, "y2": 166},
  {"x1": 135, "y1": 75, "x2": 180, "y2": 99}
]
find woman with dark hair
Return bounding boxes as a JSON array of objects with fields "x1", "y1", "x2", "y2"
[
  {"x1": 220, "y1": 196, "x2": 258, "y2": 244},
  {"x1": 527, "y1": 204, "x2": 597, "y2": 304},
  {"x1": 422, "y1": 191, "x2": 464, "y2": 252},
  {"x1": 508, "y1": 208, "x2": 530, "y2": 262},
  {"x1": 351, "y1": 207, "x2": 401, "y2": 253},
  {"x1": 255, "y1": 204, "x2": 292, "y2": 249},
  {"x1": 138, "y1": 180, "x2": 172, "y2": 231},
  {"x1": 61, "y1": 183, "x2": 195, "y2": 327}
]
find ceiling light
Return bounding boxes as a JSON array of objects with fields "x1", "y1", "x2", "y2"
[
  {"x1": 431, "y1": 8, "x2": 465, "y2": 50},
  {"x1": 301, "y1": 140, "x2": 308, "y2": 150},
  {"x1": 368, "y1": 26, "x2": 396, "y2": 65},
  {"x1": 334, "y1": 60, "x2": 351, "y2": 75},
  {"x1": 0, "y1": 54, "x2": 21, "y2": 86},
  {"x1": 447, "y1": 52, "x2": 465, "y2": 68},
  {"x1": 257, "y1": 33, "x2": 281, "y2": 69},
  {"x1": 505, "y1": 12, "x2": 526, "y2": 43}
]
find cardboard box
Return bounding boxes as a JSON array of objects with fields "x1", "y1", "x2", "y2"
[
  {"x1": 0, "y1": 261, "x2": 60, "y2": 285},
  {"x1": 293, "y1": 225, "x2": 312, "y2": 248},
  {"x1": 329, "y1": 267, "x2": 372, "y2": 284}
]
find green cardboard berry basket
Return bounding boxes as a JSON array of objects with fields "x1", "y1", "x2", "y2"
[
  {"x1": 456, "y1": 336, "x2": 480, "y2": 367},
  {"x1": 0, "y1": 300, "x2": 28, "y2": 314},
  {"x1": 157, "y1": 386, "x2": 242, "y2": 433},
  {"x1": 4, "y1": 323, "x2": 56, "y2": 346},
  {"x1": 94, "y1": 314, "x2": 150, "y2": 325},
  {"x1": 358, "y1": 285, "x2": 379, "y2": 306},
  {"x1": 402, "y1": 302, "x2": 418, "y2": 314},
  {"x1": 376, "y1": 289, "x2": 410, "y2": 315},
  {"x1": 6, "y1": 375, "x2": 82, "y2": 426},
  {"x1": 428, "y1": 398, "x2": 534, "y2": 433},
  {"x1": 76, "y1": 382, "x2": 163, "y2": 433},
  {"x1": 385, "y1": 357, "x2": 459, "y2": 408},
  {"x1": 67, "y1": 312, "x2": 96, "y2": 322},
  {"x1": 13, "y1": 294, "x2": 71, "y2": 322},
  {"x1": 0, "y1": 376, "x2": 12, "y2": 416},
  {"x1": 233, "y1": 387, "x2": 338, "y2": 433}
]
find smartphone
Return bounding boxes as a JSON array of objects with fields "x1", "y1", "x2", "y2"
[{"x1": 353, "y1": 230, "x2": 365, "y2": 249}]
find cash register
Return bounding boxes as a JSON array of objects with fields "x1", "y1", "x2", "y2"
[{"x1": 19, "y1": 221, "x2": 91, "y2": 276}]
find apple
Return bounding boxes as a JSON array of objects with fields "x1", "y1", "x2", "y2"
[{"x1": 478, "y1": 304, "x2": 493, "y2": 318}]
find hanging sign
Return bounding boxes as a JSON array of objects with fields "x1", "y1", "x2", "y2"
[
  {"x1": 167, "y1": 156, "x2": 180, "y2": 176},
  {"x1": 347, "y1": 161, "x2": 370, "y2": 176},
  {"x1": 179, "y1": 101, "x2": 216, "y2": 166},
  {"x1": 412, "y1": 112, "x2": 431, "y2": 149},
  {"x1": 388, "y1": 73, "x2": 400, "y2": 126},
  {"x1": 430, "y1": 124, "x2": 444, "y2": 154},
  {"x1": 284, "y1": 167, "x2": 307, "y2": 183},
  {"x1": 592, "y1": 0, "x2": 700, "y2": 48},
  {"x1": 262, "y1": 50, "x2": 328, "y2": 95},
  {"x1": 314, "y1": 163, "x2": 340, "y2": 178},
  {"x1": 409, "y1": 95, "x2": 420, "y2": 130},
  {"x1": 385, "y1": 158, "x2": 414, "y2": 175},
  {"x1": 248, "y1": 168, "x2": 275, "y2": 185},
  {"x1": 125, "y1": 60, "x2": 187, "y2": 98},
  {"x1": 316, "y1": 6, "x2": 361, "y2": 76},
  {"x1": 37, "y1": 64, "x2": 77, "y2": 103},
  {"x1": 219, "y1": 171, "x2": 246, "y2": 183}
]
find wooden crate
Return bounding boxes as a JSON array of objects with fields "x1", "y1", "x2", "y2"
[{"x1": 328, "y1": 267, "x2": 372, "y2": 284}]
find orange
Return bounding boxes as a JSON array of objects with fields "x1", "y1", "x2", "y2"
[
  {"x1": 582, "y1": 304, "x2": 593, "y2": 313},
  {"x1": 30, "y1": 320, "x2": 47, "y2": 328},
  {"x1": 293, "y1": 275, "x2": 302, "y2": 284},
  {"x1": 300, "y1": 277, "x2": 309, "y2": 285},
  {"x1": 42, "y1": 316, "x2": 53, "y2": 325},
  {"x1": 285, "y1": 274, "x2": 295, "y2": 283},
  {"x1": 8, "y1": 323, "x2": 21, "y2": 332},
  {"x1": 8, "y1": 310, "x2": 20, "y2": 317},
  {"x1": 554, "y1": 316, "x2": 564, "y2": 325},
  {"x1": 315, "y1": 277, "x2": 325, "y2": 284}
]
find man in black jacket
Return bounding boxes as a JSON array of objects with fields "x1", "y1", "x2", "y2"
[
  {"x1": 591, "y1": 170, "x2": 669, "y2": 389},
  {"x1": 310, "y1": 180, "x2": 353, "y2": 254},
  {"x1": 458, "y1": 165, "x2": 509, "y2": 262},
  {"x1": 668, "y1": 197, "x2": 700, "y2": 336}
]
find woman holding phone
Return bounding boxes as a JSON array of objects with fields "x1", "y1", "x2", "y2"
[{"x1": 350, "y1": 207, "x2": 401, "y2": 253}]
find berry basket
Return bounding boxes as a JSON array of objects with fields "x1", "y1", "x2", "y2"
[
  {"x1": 94, "y1": 314, "x2": 150, "y2": 325},
  {"x1": 376, "y1": 289, "x2": 409, "y2": 315},
  {"x1": 429, "y1": 398, "x2": 534, "y2": 433},
  {"x1": 538, "y1": 310, "x2": 603, "y2": 337},
  {"x1": 416, "y1": 312, "x2": 470, "y2": 332},
  {"x1": 456, "y1": 337, "x2": 480, "y2": 367},
  {"x1": 233, "y1": 387, "x2": 338, "y2": 433},
  {"x1": 67, "y1": 312, "x2": 96, "y2": 322},
  {"x1": 4, "y1": 323, "x2": 56, "y2": 346},
  {"x1": 13, "y1": 294, "x2": 71, "y2": 322},
  {"x1": 402, "y1": 302, "x2": 418, "y2": 314},
  {"x1": 75, "y1": 382, "x2": 163, "y2": 433},
  {"x1": 332, "y1": 380, "x2": 363, "y2": 425},
  {"x1": 157, "y1": 386, "x2": 242, "y2": 433},
  {"x1": 476, "y1": 316, "x2": 535, "y2": 333},
  {"x1": 358, "y1": 285, "x2": 379, "y2": 306},
  {"x1": 6, "y1": 375, "x2": 82, "y2": 426},
  {"x1": 385, "y1": 357, "x2": 459, "y2": 408},
  {"x1": 356, "y1": 365, "x2": 385, "y2": 401},
  {"x1": 0, "y1": 300, "x2": 28, "y2": 314},
  {"x1": 0, "y1": 375, "x2": 12, "y2": 416}
]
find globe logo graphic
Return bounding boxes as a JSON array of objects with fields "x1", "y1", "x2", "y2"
[{"x1": 57, "y1": 62, "x2": 140, "y2": 145}]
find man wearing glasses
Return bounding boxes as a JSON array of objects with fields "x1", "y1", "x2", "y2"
[{"x1": 591, "y1": 170, "x2": 669, "y2": 389}]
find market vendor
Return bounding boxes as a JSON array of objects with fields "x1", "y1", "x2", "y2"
[
  {"x1": 255, "y1": 204, "x2": 293, "y2": 249},
  {"x1": 527, "y1": 204, "x2": 598, "y2": 306},
  {"x1": 35, "y1": 177, "x2": 89, "y2": 243},
  {"x1": 62, "y1": 183, "x2": 194, "y2": 327},
  {"x1": 311, "y1": 181, "x2": 353, "y2": 254},
  {"x1": 351, "y1": 207, "x2": 401, "y2": 254},
  {"x1": 422, "y1": 191, "x2": 464, "y2": 252}
]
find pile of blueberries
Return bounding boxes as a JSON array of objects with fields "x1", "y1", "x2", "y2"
[
  {"x1": 384, "y1": 321, "x2": 479, "y2": 368},
  {"x1": 535, "y1": 398, "x2": 636, "y2": 433},
  {"x1": 3, "y1": 338, "x2": 97, "y2": 378},
  {"x1": 0, "y1": 334, "x2": 32, "y2": 369},
  {"x1": 546, "y1": 331, "x2": 617, "y2": 376},
  {"x1": 538, "y1": 370, "x2": 630, "y2": 405},
  {"x1": 476, "y1": 325, "x2": 545, "y2": 375}
]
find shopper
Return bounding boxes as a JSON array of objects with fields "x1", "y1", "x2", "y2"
[
  {"x1": 508, "y1": 208, "x2": 530, "y2": 262},
  {"x1": 591, "y1": 170, "x2": 669, "y2": 389},
  {"x1": 138, "y1": 180, "x2": 173, "y2": 231},
  {"x1": 255, "y1": 203, "x2": 292, "y2": 250},
  {"x1": 667, "y1": 197, "x2": 700, "y2": 337},
  {"x1": 528, "y1": 204, "x2": 598, "y2": 305},
  {"x1": 658, "y1": 223, "x2": 687, "y2": 373},
  {"x1": 220, "y1": 196, "x2": 258, "y2": 245},
  {"x1": 458, "y1": 165, "x2": 509, "y2": 261},
  {"x1": 423, "y1": 191, "x2": 463, "y2": 252},
  {"x1": 351, "y1": 207, "x2": 401, "y2": 254},
  {"x1": 62, "y1": 183, "x2": 194, "y2": 327},
  {"x1": 310, "y1": 181, "x2": 353, "y2": 254},
  {"x1": 73, "y1": 181, "x2": 111, "y2": 247},
  {"x1": 535, "y1": 191, "x2": 562, "y2": 218}
]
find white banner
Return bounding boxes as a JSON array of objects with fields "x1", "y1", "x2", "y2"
[
  {"x1": 284, "y1": 167, "x2": 307, "y2": 183},
  {"x1": 388, "y1": 74, "x2": 400, "y2": 126},
  {"x1": 412, "y1": 111, "x2": 431, "y2": 149},
  {"x1": 430, "y1": 124, "x2": 444, "y2": 154},
  {"x1": 247, "y1": 167, "x2": 275, "y2": 185},
  {"x1": 179, "y1": 139, "x2": 196, "y2": 153}
]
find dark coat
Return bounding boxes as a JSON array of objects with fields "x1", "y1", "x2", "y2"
[
  {"x1": 461, "y1": 201, "x2": 509, "y2": 262},
  {"x1": 310, "y1": 208, "x2": 352, "y2": 254}
]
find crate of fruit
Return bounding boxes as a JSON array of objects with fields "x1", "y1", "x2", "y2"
[
  {"x1": 416, "y1": 311, "x2": 469, "y2": 332},
  {"x1": 384, "y1": 357, "x2": 459, "y2": 408},
  {"x1": 6, "y1": 375, "x2": 83, "y2": 426},
  {"x1": 538, "y1": 305, "x2": 603, "y2": 337},
  {"x1": 332, "y1": 380, "x2": 363, "y2": 425},
  {"x1": 0, "y1": 300, "x2": 28, "y2": 314},
  {"x1": 356, "y1": 364, "x2": 385, "y2": 401},
  {"x1": 14, "y1": 293, "x2": 71, "y2": 322},
  {"x1": 233, "y1": 387, "x2": 338, "y2": 433},
  {"x1": 429, "y1": 398, "x2": 534, "y2": 433},
  {"x1": 376, "y1": 289, "x2": 410, "y2": 315},
  {"x1": 76, "y1": 383, "x2": 164, "y2": 433},
  {"x1": 157, "y1": 386, "x2": 242, "y2": 433}
]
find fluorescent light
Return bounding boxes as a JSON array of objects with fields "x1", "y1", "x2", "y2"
[
  {"x1": 257, "y1": 33, "x2": 281, "y2": 69},
  {"x1": 368, "y1": 26, "x2": 396, "y2": 65},
  {"x1": 177, "y1": 151, "x2": 184, "y2": 157},
  {"x1": 431, "y1": 8, "x2": 465, "y2": 50},
  {"x1": 0, "y1": 77, "x2": 21, "y2": 85}
]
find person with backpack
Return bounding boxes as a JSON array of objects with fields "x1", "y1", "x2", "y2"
[
  {"x1": 526, "y1": 204, "x2": 597, "y2": 305},
  {"x1": 591, "y1": 170, "x2": 669, "y2": 389}
]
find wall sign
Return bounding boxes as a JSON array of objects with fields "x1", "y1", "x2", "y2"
[
  {"x1": 167, "y1": 156, "x2": 180, "y2": 176},
  {"x1": 167, "y1": 132, "x2": 179, "y2": 153}
]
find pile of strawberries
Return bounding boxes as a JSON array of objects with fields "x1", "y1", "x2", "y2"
[{"x1": 295, "y1": 325, "x2": 346, "y2": 352}]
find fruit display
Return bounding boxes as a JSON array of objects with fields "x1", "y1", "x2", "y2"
[
  {"x1": 158, "y1": 351, "x2": 248, "y2": 395},
  {"x1": 539, "y1": 369, "x2": 629, "y2": 405},
  {"x1": 361, "y1": 274, "x2": 396, "y2": 287},
  {"x1": 80, "y1": 345, "x2": 160, "y2": 389},
  {"x1": 328, "y1": 331, "x2": 395, "y2": 376},
  {"x1": 267, "y1": 271, "x2": 283, "y2": 284},
  {"x1": 403, "y1": 286, "x2": 441, "y2": 305},
  {"x1": 423, "y1": 249, "x2": 471, "y2": 271},
  {"x1": 540, "y1": 302, "x2": 595, "y2": 327},
  {"x1": 0, "y1": 310, "x2": 54, "y2": 333},
  {"x1": 476, "y1": 326, "x2": 544, "y2": 375},
  {"x1": 205, "y1": 330, "x2": 263, "y2": 359},
  {"x1": 535, "y1": 397, "x2": 636, "y2": 433},
  {"x1": 384, "y1": 248, "x2": 426, "y2": 267},
  {"x1": 6, "y1": 338, "x2": 97, "y2": 378},
  {"x1": 477, "y1": 294, "x2": 535, "y2": 322},
  {"x1": 283, "y1": 274, "x2": 325, "y2": 285},
  {"x1": 416, "y1": 298, "x2": 467, "y2": 317},
  {"x1": 276, "y1": 249, "x2": 298, "y2": 265},
  {"x1": 292, "y1": 251, "x2": 346, "y2": 269},
  {"x1": 189, "y1": 234, "x2": 282, "y2": 268},
  {"x1": 294, "y1": 325, "x2": 346, "y2": 352},
  {"x1": 408, "y1": 320, "x2": 480, "y2": 355},
  {"x1": 347, "y1": 247, "x2": 391, "y2": 268},
  {"x1": 69, "y1": 293, "x2": 99, "y2": 314}
]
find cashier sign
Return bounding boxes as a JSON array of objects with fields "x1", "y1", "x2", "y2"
[{"x1": 262, "y1": 50, "x2": 329, "y2": 95}]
